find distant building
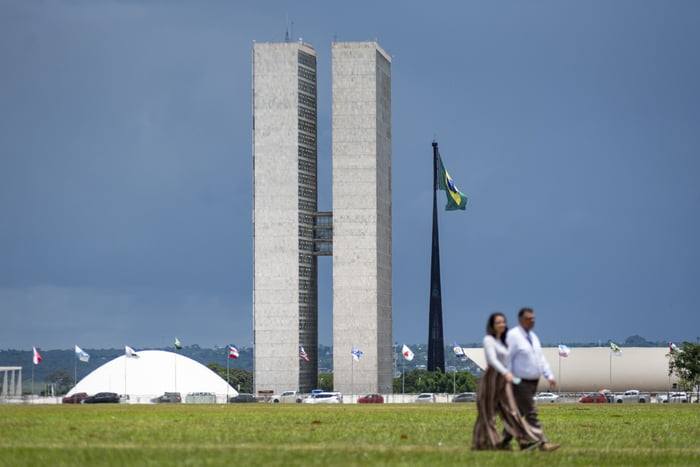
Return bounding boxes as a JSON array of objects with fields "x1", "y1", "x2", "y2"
[
  {"x1": 463, "y1": 347, "x2": 680, "y2": 392},
  {"x1": 67, "y1": 350, "x2": 236, "y2": 403},
  {"x1": 252, "y1": 41, "x2": 392, "y2": 395},
  {"x1": 331, "y1": 42, "x2": 393, "y2": 395},
  {"x1": 252, "y1": 41, "x2": 319, "y2": 393}
]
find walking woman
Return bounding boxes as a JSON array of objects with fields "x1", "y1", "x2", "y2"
[{"x1": 472, "y1": 312, "x2": 543, "y2": 450}]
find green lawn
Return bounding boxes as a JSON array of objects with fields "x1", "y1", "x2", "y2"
[{"x1": 0, "y1": 403, "x2": 698, "y2": 466}]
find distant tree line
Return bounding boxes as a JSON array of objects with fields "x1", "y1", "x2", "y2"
[{"x1": 2, "y1": 336, "x2": 695, "y2": 394}]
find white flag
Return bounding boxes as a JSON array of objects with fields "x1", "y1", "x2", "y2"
[
  {"x1": 557, "y1": 344, "x2": 571, "y2": 357},
  {"x1": 402, "y1": 344, "x2": 414, "y2": 361},
  {"x1": 75, "y1": 345, "x2": 90, "y2": 362},
  {"x1": 351, "y1": 346, "x2": 363, "y2": 361},
  {"x1": 125, "y1": 345, "x2": 139, "y2": 358}
]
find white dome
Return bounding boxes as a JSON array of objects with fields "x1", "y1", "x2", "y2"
[{"x1": 67, "y1": 350, "x2": 237, "y2": 403}]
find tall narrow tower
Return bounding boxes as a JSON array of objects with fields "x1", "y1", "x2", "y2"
[
  {"x1": 252, "y1": 40, "x2": 392, "y2": 397},
  {"x1": 331, "y1": 42, "x2": 393, "y2": 395},
  {"x1": 252, "y1": 42, "x2": 318, "y2": 393}
]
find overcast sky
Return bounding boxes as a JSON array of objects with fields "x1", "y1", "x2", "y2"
[{"x1": 2, "y1": 0, "x2": 699, "y2": 352}]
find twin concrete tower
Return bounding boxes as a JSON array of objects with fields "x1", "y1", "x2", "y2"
[{"x1": 252, "y1": 41, "x2": 392, "y2": 395}]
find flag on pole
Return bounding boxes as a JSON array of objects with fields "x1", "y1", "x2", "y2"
[
  {"x1": 402, "y1": 344, "x2": 414, "y2": 361},
  {"x1": 32, "y1": 347, "x2": 42, "y2": 365},
  {"x1": 558, "y1": 344, "x2": 571, "y2": 357},
  {"x1": 669, "y1": 342, "x2": 678, "y2": 355},
  {"x1": 609, "y1": 342, "x2": 622, "y2": 357},
  {"x1": 75, "y1": 345, "x2": 90, "y2": 362},
  {"x1": 453, "y1": 343, "x2": 466, "y2": 357},
  {"x1": 174, "y1": 338, "x2": 182, "y2": 350},
  {"x1": 351, "y1": 346, "x2": 363, "y2": 362},
  {"x1": 437, "y1": 154, "x2": 467, "y2": 211},
  {"x1": 228, "y1": 345, "x2": 239, "y2": 359},
  {"x1": 125, "y1": 346, "x2": 139, "y2": 358},
  {"x1": 299, "y1": 346, "x2": 310, "y2": 362}
]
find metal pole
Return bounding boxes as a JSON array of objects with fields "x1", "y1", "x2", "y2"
[
  {"x1": 558, "y1": 353, "x2": 561, "y2": 394},
  {"x1": 402, "y1": 359, "x2": 405, "y2": 394}
]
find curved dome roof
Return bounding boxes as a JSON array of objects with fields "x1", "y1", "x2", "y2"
[{"x1": 67, "y1": 350, "x2": 237, "y2": 402}]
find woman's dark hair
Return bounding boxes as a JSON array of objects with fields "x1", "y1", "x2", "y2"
[{"x1": 486, "y1": 312, "x2": 508, "y2": 346}]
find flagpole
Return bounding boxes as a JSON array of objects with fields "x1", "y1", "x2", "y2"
[
  {"x1": 428, "y1": 141, "x2": 445, "y2": 372},
  {"x1": 226, "y1": 348, "x2": 230, "y2": 400},
  {"x1": 351, "y1": 353, "x2": 354, "y2": 403},
  {"x1": 559, "y1": 354, "x2": 562, "y2": 394},
  {"x1": 402, "y1": 358, "x2": 405, "y2": 395},
  {"x1": 74, "y1": 353, "x2": 78, "y2": 389},
  {"x1": 609, "y1": 350, "x2": 612, "y2": 393}
]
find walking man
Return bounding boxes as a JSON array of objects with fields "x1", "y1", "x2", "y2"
[{"x1": 502, "y1": 307, "x2": 560, "y2": 452}]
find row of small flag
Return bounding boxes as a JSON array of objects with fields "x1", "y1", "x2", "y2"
[
  {"x1": 30, "y1": 340, "x2": 682, "y2": 366},
  {"x1": 29, "y1": 340, "x2": 242, "y2": 366},
  {"x1": 177, "y1": 338, "x2": 241, "y2": 359},
  {"x1": 31, "y1": 345, "x2": 90, "y2": 365},
  {"x1": 297, "y1": 345, "x2": 364, "y2": 362}
]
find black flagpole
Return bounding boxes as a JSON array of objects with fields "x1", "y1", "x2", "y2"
[{"x1": 428, "y1": 141, "x2": 445, "y2": 372}]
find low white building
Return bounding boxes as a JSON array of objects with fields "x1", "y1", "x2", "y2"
[
  {"x1": 462, "y1": 347, "x2": 679, "y2": 393},
  {"x1": 66, "y1": 350, "x2": 237, "y2": 403}
]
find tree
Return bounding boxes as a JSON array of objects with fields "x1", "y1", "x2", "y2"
[
  {"x1": 392, "y1": 369, "x2": 478, "y2": 394},
  {"x1": 206, "y1": 363, "x2": 253, "y2": 393},
  {"x1": 318, "y1": 373, "x2": 333, "y2": 391},
  {"x1": 47, "y1": 370, "x2": 73, "y2": 395},
  {"x1": 668, "y1": 342, "x2": 700, "y2": 392}
]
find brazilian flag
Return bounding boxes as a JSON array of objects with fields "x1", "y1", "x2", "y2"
[{"x1": 438, "y1": 155, "x2": 467, "y2": 211}]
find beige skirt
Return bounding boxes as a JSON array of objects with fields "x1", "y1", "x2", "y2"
[{"x1": 471, "y1": 366, "x2": 543, "y2": 450}]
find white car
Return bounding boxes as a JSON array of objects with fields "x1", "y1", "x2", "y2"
[
  {"x1": 302, "y1": 392, "x2": 343, "y2": 404},
  {"x1": 534, "y1": 392, "x2": 560, "y2": 403},
  {"x1": 658, "y1": 392, "x2": 688, "y2": 403},
  {"x1": 414, "y1": 393, "x2": 436, "y2": 403},
  {"x1": 270, "y1": 391, "x2": 302, "y2": 403}
]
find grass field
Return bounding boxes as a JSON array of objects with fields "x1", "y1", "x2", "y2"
[{"x1": 0, "y1": 403, "x2": 698, "y2": 466}]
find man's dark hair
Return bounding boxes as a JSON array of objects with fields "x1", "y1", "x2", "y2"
[{"x1": 518, "y1": 307, "x2": 533, "y2": 318}]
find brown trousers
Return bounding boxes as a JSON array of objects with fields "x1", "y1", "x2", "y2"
[{"x1": 500, "y1": 378, "x2": 547, "y2": 444}]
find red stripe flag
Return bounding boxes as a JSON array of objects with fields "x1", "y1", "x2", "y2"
[
  {"x1": 228, "y1": 345, "x2": 239, "y2": 359},
  {"x1": 33, "y1": 347, "x2": 42, "y2": 365},
  {"x1": 299, "y1": 346, "x2": 310, "y2": 362}
]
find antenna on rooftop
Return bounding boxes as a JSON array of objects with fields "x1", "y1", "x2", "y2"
[{"x1": 285, "y1": 17, "x2": 294, "y2": 43}]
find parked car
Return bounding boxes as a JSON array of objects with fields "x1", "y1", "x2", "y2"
[
  {"x1": 62, "y1": 392, "x2": 89, "y2": 404},
  {"x1": 357, "y1": 394, "x2": 384, "y2": 404},
  {"x1": 151, "y1": 392, "x2": 182, "y2": 403},
  {"x1": 229, "y1": 393, "x2": 258, "y2": 403},
  {"x1": 658, "y1": 392, "x2": 688, "y2": 403},
  {"x1": 414, "y1": 393, "x2": 436, "y2": 403},
  {"x1": 534, "y1": 392, "x2": 560, "y2": 403},
  {"x1": 579, "y1": 392, "x2": 607, "y2": 403},
  {"x1": 614, "y1": 389, "x2": 649, "y2": 403},
  {"x1": 82, "y1": 392, "x2": 120, "y2": 404},
  {"x1": 302, "y1": 392, "x2": 343, "y2": 404},
  {"x1": 270, "y1": 390, "x2": 303, "y2": 403},
  {"x1": 452, "y1": 392, "x2": 476, "y2": 403}
]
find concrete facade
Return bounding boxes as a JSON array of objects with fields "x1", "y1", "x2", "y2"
[
  {"x1": 252, "y1": 41, "x2": 392, "y2": 396},
  {"x1": 332, "y1": 42, "x2": 393, "y2": 395},
  {"x1": 253, "y1": 42, "x2": 318, "y2": 394}
]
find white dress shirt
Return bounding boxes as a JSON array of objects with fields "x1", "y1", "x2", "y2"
[
  {"x1": 483, "y1": 335, "x2": 509, "y2": 375},
  {"x1": 506, "y1": 325, "x2": 554, "y2": 381}
]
